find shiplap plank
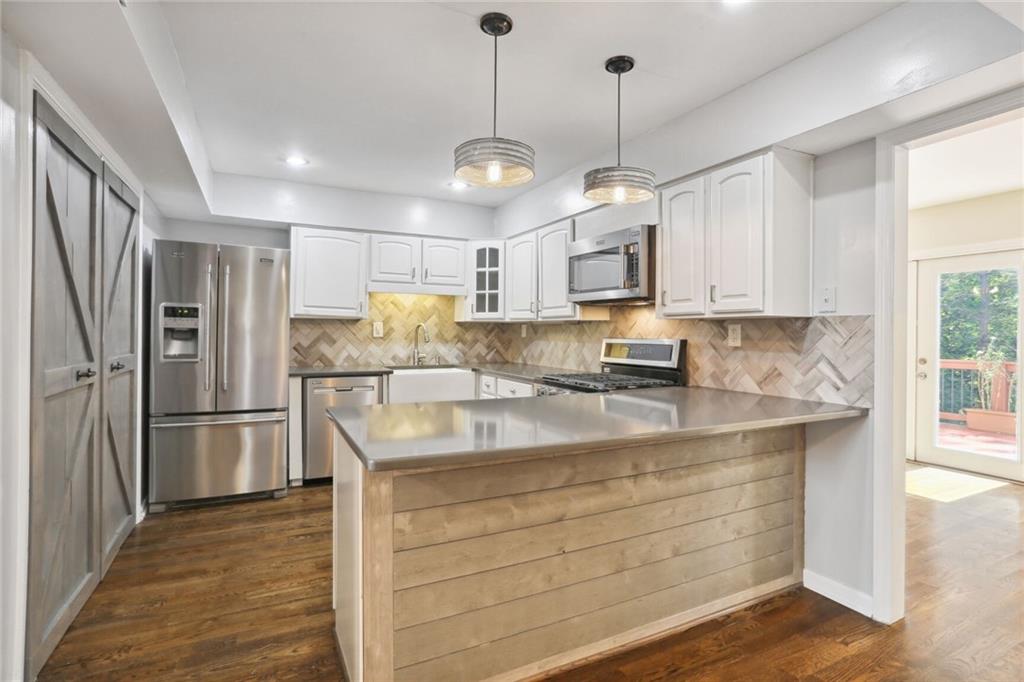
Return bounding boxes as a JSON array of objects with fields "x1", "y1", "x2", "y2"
[
  {"x1": 392, "y1": 427, "x2": 795, "y2": 511},
  {"x1": 394, "y1": 475, "x2": 793, "y2": 590},
  {"x1": 395, "y1": 526, "x2": 793, "y2": 668},
  {"x1": 394, "y1": 450, "x2": 794, "y2": 550},
  {"x1": 394, "y1": 500, "x2": 793, "y2": 629},
  {"x1": 394, "y1": 551, "x2": 794, "y2": 681},
  {"x1": 361, "y1": 470, "x2": 394, "y2": 682}
]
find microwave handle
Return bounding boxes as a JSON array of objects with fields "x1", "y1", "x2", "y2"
[{"x1": 621, "y1": 245, "x2": 630, "y2": 289}]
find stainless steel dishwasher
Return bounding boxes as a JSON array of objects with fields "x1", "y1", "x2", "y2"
[{"x1": 303, "y1": 375, "x2": 380, "y2": 479}]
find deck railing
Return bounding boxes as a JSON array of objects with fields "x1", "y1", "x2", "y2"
[{"x1": 938, "y1": 359, "x2": 1018, "y2": 422}]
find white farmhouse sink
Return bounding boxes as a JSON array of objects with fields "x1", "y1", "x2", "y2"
[{"x1": 388, "y1": 368, "x2": 476, "y2": 404}]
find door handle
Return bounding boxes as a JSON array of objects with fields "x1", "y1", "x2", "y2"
[
  {"x1": 205, "y1": 263, "x2": 213, "y2": 392},
  {"x1": 110, "y1": 361, "x2": 125, "y2": 372},
  {"x1": 917, "y1": 372, "x2": 928, "y2": 379},
  {"x1": 75, "y1": 368, "x2": 96, "y2": 381},
  {"x1": 222, "y1": 264, "x2": 230, "y2": 391},
  {"x1": 151, "y1": 415, "x2": 287, "y2": 429},
  {"x1": 710, "y1": 284, "x2": 717, "y2": 303}
]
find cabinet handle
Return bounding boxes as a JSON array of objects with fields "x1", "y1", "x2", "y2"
[
  {"x1": 530, "y1": 301, "x2": 535, "y2": 313},
  {"x1": 710, "y1": 284, "x2": 717, "y2": 303},
  {"x1": 76, "y1": 368, "x2": 97, "y2": 381},
  {"x1": 110, "y1": 361, "x2": 125, "y2": 372},
  {"x1": 661, "y1": 289, "x2": 667, "y2": 306},
  {"x1": 411, "y1": 266, "x2": 416, "y2": 280},
  {"x1": 424, "y1": 267, "x2": 429, "y2": 279},
  {"x1": 471, "y1": 302, "x2": 475, "y2": 315}
]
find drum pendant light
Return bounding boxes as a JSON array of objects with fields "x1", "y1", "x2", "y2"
[
  {"x1": 583, "y1": 56, "x2": 655, "y2": 204},
  {"x1": 454, "y1": 13, "x2": 535, "y2": 188}
]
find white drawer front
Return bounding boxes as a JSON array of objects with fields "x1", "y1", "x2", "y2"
[
  {"x1": 496, "y1": 377, "x2": 533, "y2": 398},
  {"x1": 479, "y1": 374, "x2": 497, "y2": 395}
]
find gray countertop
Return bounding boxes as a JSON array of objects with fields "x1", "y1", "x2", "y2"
[
  {"x1": 289, "y1": 365, "x2": 394, "y2": 377},
  {"x1": 327, "y1": 386, "x2": 867, "y2": 472},
  {"x1": 289, "y1": 362, "x2": 576, "y2": 381}
]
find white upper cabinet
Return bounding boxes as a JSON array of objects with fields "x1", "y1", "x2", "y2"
[
  {"x1": 658, "y1": 148, "x2": 812, "y2": 319},
  {"x1": 459, "y1": 240, "x2": 504, "y2": 320},
  {"x1": 537, "y1": 220, "x2": 576, "y2": 319},
  {"x1": 707, "y1": 155, "x2": 765, "y2": 313},
  {"x1": 421, "y1": 239, "x2": 466, "y2": 287},
  {"x1": 290, "y1": 226, "x2": 368, "y2": 319},
  {"x1": 506, "y1": 232, "x2": 538, "y2": 320},
  {"x1": 659, "y1": 177, "x2": 706, "y2": 316},
  {"x1": 369, "y1": 234, "x2": 421, "y2": 284}
]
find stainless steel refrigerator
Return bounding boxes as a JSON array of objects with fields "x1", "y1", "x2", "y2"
[{"x1": 149, "y1": 240, "x2": 289, "y2": 509}]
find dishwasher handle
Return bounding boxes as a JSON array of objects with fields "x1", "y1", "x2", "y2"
[{"x1": 312, "y1": 385, "x2": 375, "y2": 395}]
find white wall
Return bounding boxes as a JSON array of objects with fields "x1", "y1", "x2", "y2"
[
  {"x1": 157, "y1": 217, "x2": 289, "y2": 249},
  {"x1": 813, "y1": 140, "x2": 877, "y2": 316},
  {"x1": 211, "y1": 172, "x2": 494, "y2": 241},
  {"x1": 909, "y1": 189, "x2": 1024, "y2": 254},
  {"x1": 0, "y1": 25, "x2": 30, "y2": 682},
  {"x1": 494, "y1": 1, "x2": 1024, "y2": 237}
]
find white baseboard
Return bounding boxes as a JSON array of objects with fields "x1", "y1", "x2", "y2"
[{"x1": 803, "y1": 569, "x2": 874, "y2": 617}]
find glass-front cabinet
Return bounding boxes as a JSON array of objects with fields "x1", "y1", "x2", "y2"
[{"x1": 466, "y1": 240, "x2": 505, "y2": 320}]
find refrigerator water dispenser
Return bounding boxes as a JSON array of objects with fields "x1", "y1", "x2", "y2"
[{"x1": 159, "y1": 303, "x2": 203, "y2": 361}]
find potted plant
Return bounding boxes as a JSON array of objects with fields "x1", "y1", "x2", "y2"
[{"x1": 963, "y1": 342, "x2": 1017, "y2": 435}]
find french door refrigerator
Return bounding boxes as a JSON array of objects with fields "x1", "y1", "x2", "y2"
[{"x1": 149, "y1": 240, "x2": 289, "y2": 508}]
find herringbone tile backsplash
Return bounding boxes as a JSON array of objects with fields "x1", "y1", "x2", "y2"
[{"x1": 291, "y1": 294, "x2": 873, "y2": 407}]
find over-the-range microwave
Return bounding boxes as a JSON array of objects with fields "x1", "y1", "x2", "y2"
[{"x1": 567, "y1": 224, "x2": 655, "y2": 305}]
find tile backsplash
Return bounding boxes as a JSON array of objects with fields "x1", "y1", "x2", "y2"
[{"x1": 291, "y1": 294, "x2": 873, "y2": 407}]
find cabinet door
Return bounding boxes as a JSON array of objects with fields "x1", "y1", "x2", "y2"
[
  {"x1": 660, "y1": 177, "x2": 706, "y2": 316},
  {"x1": 708, "y1": 156, "x2": 764, "y2": 313},
  {"x1": 291, "y1": 227, "x2": 367, "y2": 318},
  {"x1": 469, "y1": 241, "x2": 504, "y2": 319},
  {"x1": 422, "y1": 238, "x2": 466, "y2": 286},
  {"x1": 506, "y1": 233, "x2": 537, "y2": 320},
  {"x1": 537, "y1": 220, "x2": 576, "y2": 319},
  {"x1": 369, "y1": 234, "x2": 421, "y2": 283}
]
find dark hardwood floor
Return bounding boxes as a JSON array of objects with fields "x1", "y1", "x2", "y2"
[{"x1": 40, "y1": 469, "x2": 1023, "y2": 681}]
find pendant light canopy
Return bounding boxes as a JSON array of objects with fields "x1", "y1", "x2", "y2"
[
  {"x1": 583, "y1": 56, "x2": 655, "y2": 205},
  {"x1": 454, "y1": 13, "x2": 535, "y2": 188}
]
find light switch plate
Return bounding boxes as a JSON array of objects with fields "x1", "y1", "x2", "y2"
[
  {"x1": 727, "y1": 323, "x2": 742, "y2": 348},
  {"x1": 819, "y1": 286, "x2": 837, "y2": 314},
  {"x1": 372, "y1": 321, "x2": 384, "y2": 338}
]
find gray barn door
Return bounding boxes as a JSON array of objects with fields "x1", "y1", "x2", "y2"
[
  {"x1": 100, "y1": 165, "x2": 138, "y2": 573},
  {"x1": 27, "y1": 94, "x2": 103, "y2": 678}
]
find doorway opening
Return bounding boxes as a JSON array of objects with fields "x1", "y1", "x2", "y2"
[{"x1": 907, "y1": 110, "x2": 1023, "y2": 482}]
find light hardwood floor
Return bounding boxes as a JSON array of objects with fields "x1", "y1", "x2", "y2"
[{"x1": 40, "y1": 470, "x2": 1023, "y2": 681}]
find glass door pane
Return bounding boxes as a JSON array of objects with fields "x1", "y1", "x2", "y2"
[{"x1": 915, "y1": 251, "x2": 1022, "y2": 480}]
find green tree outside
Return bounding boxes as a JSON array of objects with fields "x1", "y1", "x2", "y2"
[{"x1": 939, "y1": 269, "x2": 1019, "y2": 360}]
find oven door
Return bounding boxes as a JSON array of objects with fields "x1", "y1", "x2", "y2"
[{"x1": 568, "y1": 226, "x2": 650, "y2": 303}]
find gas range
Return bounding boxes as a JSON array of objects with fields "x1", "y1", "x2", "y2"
[{"x1": 539, "y1": 338, "x2": 687, "y2": 394}]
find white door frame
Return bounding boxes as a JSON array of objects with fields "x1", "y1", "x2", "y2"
[{"x1": 873, "y1": 86, "x2": 1024, "y2": 624}]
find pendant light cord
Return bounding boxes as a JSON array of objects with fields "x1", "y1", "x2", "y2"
[
  {"x1": 616, "y1": 73, "x2": 622, "y2": 167},
  {"x1": 493, "y1": 34, "x2": 498, "y2": 138}
]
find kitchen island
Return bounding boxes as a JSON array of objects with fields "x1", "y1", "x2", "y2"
[{"x1": 329, "y1": 387, "x2": 866, "y2": 682}]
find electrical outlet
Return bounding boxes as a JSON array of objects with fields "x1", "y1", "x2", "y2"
[
  {"x1": 727, "y1": 323, "x2": 742, "y2": 348},
  {"x1": 521, "y1": 324, "x2": 527, "y2": 338},
  {"x1": 372, "y1": 321, "x2": 384, "y2": 338}
]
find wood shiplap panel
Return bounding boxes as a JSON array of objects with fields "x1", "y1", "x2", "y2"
[
  {"x1": 394, "y1": 551, "x2": 794, "y2": 682},
  {"x1": 395, "y1": 526, "x2": 793, "y2": 668},
  {"x1": 361, "y1": 471, "x2": 394, "y2": 682},
  {"x1": 394, "y1": 475, "x2": 794, "y2": 590},
  {"x1": 395, "y1": 450, "x2": 794, "y2": 550},
  {"x1": 394, "y1": 500, "x2": 794, "y2": 629},
  {"x1": 392, "y1": 428, "x2": 795, "y2": 511}
]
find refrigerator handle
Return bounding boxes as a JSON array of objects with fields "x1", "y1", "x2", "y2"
[
  {"x1": 222, "y1": 264, "x2": 231, "y2": 391},
  {"x1": 205, "y1": 263, "x2": 213, "y2": 392}
]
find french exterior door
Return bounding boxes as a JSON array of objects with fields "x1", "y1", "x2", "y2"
[{"x1": 914, "y1": 251, "x2": 1023, "y2": 480}]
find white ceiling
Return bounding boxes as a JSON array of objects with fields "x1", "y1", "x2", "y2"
[
  {"x1": 909, "y1": 112, "x2": 1024, "y2": 209},
  {"x1": 159, "y1": 1, "x2": 897, "y2": 208}
]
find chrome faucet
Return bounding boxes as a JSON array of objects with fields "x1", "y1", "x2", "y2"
[{"x1": 413, "y1": 323, "x2": 431, "y2": 366}]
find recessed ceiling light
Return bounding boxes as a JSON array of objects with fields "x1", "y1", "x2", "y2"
[
  {"x1": 285, "y1": 155, "x2": 308, "y2": 167},
  {"x1": 448, "y1": 180, "x2": 469, "y2": 190}
]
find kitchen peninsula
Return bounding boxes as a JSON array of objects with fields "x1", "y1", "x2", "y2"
[{"x1": 329, "y1": 387, "x2": 866, "y2": 681}]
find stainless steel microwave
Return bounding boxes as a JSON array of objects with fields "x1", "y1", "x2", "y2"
[{"x1": 567, "y1": 225, "x2": 655, "y2": 304}]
